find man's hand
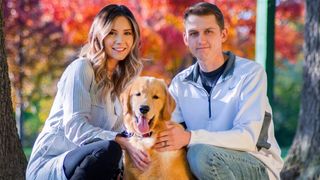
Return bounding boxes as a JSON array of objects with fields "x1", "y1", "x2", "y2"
[{"x1": 153, "y1": 121, "x2": 191, "y2": 152}]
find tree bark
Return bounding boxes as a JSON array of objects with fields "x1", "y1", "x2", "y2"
[
  {"x1": 0, "y1": 2, "x2": 28, "y2": 180},
  {"x1": 281, "y1": 0, "x2": 320, "y2": 179}
]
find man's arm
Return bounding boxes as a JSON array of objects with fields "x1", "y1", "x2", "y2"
[
  {"x1": 187, "y1": 67, "x2": 268, "y2": 152},
  {"x1": 156, "y1": 66, "x2": 268, "y2": 152}
]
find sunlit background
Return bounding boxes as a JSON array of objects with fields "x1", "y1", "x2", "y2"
[{"x1": 3, "y1": 0, "x2": 305, "y2": 159}]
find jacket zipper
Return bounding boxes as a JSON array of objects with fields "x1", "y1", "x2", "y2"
[
  {"x1": 208, "y1": 96, "x2": 211, "y2": 118},
  {"x1": 188, "y1": 81, "x2": 212, "y2": 118},
  {"x1": 186, "y1": 70, "x2": 228, "y2": 120},
  {"x1": 207, "y1": 78, "x2": 224, "y2": 119},
  {"x1": 208, "y1": 86, "x2": 215, "y2": 119}
]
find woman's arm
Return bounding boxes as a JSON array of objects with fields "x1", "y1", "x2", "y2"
[{"x1": 61, "y1": 59, "x2": 118, "y2": 145}]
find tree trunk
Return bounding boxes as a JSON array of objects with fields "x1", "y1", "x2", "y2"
[
  {"x1": 281, "y1": 0, "x2": 320, "y2": 179},
  {"x1": 0, "y1": 2, "x2": 28, "y2": 180}
]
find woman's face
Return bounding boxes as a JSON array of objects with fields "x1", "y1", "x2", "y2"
[{"x1": 104, "y1": 16, "x2": 134, "y2": 63}]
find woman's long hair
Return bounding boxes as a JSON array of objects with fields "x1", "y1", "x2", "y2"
[{"x1": 80, "y1": 4, "x2": 143, "y2": 100}]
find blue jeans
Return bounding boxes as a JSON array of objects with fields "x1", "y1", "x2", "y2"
[{"x1": 187, "y1": 144, "x2": 269, "y2": 180}]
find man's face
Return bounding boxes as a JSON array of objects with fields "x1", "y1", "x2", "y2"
[{"x1": 183, "y1": 14, "x2": 227, "y2": 63}]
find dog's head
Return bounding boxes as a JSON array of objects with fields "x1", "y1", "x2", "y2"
[{"x1": 121, "y1": 76, "x2": 176, "y2": 136}]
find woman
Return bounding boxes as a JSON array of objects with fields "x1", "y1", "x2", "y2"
[{"x1": 26, "y1": 4, "x2": 150, "y2": 180}]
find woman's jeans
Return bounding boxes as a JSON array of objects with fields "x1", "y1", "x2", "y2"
[
  {"x1": 63, "y1": 139, "x2": 122, "y2": 180},
  {"x1": 187, "y1": 144, "x2": 269, "y2": 180}
]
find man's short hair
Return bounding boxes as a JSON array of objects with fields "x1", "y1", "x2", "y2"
[{"x1": 184, "y1": 2, "x2": 225, "y2": 30}]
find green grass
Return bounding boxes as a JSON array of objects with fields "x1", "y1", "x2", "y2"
[
  {"x1": 23, "y1": 147, "x2": 32, "y2": 160},
  {"x1": 281, "y1": 147, "x2": 289, "y2": 159}
]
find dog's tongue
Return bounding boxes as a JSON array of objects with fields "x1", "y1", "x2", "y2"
[{"x1": 137, "y1": 116, "x2": 149, "y2": 133}]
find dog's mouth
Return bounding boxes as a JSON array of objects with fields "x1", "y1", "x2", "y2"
[{"x1": 134, "y1": 115, "x2": 154, "y2": 136}]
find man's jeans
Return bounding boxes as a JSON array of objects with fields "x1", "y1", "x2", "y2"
[{"x1": 187, "y1": 144, "x2": 269, "y2": 180}]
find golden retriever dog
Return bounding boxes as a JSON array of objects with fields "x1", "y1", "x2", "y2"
[{"x1": 121, "y1": 76, "x2": 193, "y2": 180}]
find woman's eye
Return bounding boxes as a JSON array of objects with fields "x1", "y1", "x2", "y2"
[
  {"x1": 108, "y1": 31, "x2": 116, "y2": 35},
  {"x1": 135, "y1": 92, "x2": 141, "y2": 96},
  {"x1": 153, "y1": 95, "x2": 159, "y2": 99},
  {"x1": 124, "y1": 31, "x2": 132, "y2": 35}
]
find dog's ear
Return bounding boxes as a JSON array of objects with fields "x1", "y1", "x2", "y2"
[
  {"x1": 120, "y1": 83, "x2": 133, "y2": 115},
  {"x1": 160, "y1": 81, "x2": 176, "y2": 121}
]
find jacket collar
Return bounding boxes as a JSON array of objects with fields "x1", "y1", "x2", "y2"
[{"x1": 184, "y1": 51, "x2": 236, "y2": 83}]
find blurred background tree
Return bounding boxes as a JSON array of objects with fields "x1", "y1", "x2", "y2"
[
  {"x1": 4, "y1": 0, "x2": 68, "y2": 147},
  {"x1": 3, "y1": 0, "x2": 304, "y2": 159},
  {"x1": 281, "y1": 0, "x2": 320, "y2": 178}
]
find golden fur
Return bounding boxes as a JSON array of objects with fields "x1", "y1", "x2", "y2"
[{"x1": 121, "y1": 76, "x2": 193, "y2": 180}]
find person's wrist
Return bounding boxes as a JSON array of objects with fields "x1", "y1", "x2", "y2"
[
  {"x1": 183, "y1": 130, "x2": 191, "y2": 146},
  {"x1": 115, "y1": 135, "x2": 127, "y2": 150}
]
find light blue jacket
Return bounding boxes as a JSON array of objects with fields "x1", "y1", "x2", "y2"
[
  {"x1": 169, "y1": 52, "x2": 283, "y2": 179},
  {"x1": 26, "y1": 58, "x2": 123, "y2": 180}
]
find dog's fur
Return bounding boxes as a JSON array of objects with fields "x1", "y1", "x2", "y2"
[{"x1": 121, "y1": 76, "x2": 193, "y2": 180}]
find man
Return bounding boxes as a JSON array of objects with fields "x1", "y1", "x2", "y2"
[{"x1": 154, "y1": 2, "x2": 283, "y2": 180}]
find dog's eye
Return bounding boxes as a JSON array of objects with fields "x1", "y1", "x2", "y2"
[
  {"x1": 153, "y1": 95, "x2": 159, "y2": 99},
  {"x1": 135, "y1": 92, "x2": 141, "y2": 96}
]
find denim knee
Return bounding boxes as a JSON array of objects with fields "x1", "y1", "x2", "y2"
[
  {"x1": 187, "y1": 144, "x2": 238, "y2": 180},
  {"x1": 108, "y1": 140, "x2": 122, "y2": 163},
  {"x1": 93, "y1": 140, "x2": 122, "y2": 165},
  {"x1": 187, "y1": 144, "x2": 268, "y2": 180},
  {"x1": 187, "y1": 144, "x2": 214, "y2": 178}
]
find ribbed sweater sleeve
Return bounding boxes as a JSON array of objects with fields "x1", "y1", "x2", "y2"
[{"x1": 61, "y1": 59, "x2": 117, "y2": 146}]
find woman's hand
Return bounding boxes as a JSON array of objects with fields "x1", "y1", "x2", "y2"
[
  {"x1": 125, "y1": 143, "x2": 151, "y2": 171},
  {"x1": 115, "y1": 135, "x2": 151, "y2": 171}
]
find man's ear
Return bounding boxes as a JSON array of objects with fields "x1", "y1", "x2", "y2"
[
  {"x1": 183, "y1": 32, "x2": 188, "y2": 46},
  {"x1": 221, "y1": 28, "x2": 228, "y2": 43},
  {"x1": 120, "y1": 84, "x2": 132, "y2": 115}
]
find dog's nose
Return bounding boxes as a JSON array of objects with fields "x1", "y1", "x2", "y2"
[{"x1": 139, "y1": 105, "x2": 150, "y2": 114}]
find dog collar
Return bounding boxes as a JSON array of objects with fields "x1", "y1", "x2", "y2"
[
  {"x1": 141, "y1": 131, "x2": 153, "y2": 138},
  {"x1": 119, "y1": 131, "x2": 134, "y2": 138},
  {"x1": 119, "y1": 130, "x2": 153, "y2": 138},
  {"x1": 134, "y1": 131, "x2": 153, "y2": 138}
]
